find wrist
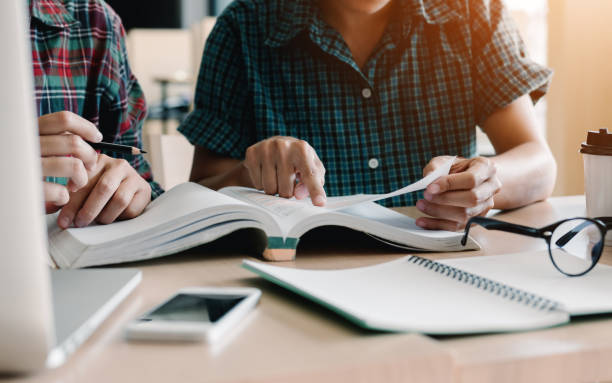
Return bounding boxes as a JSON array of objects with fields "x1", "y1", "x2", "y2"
[{"x1": 196, "y1": 161, "x2": 252, "y2": 190}]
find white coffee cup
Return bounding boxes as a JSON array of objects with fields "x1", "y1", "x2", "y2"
[{"x1": 581, "y1": 128, "x2": 612, "y2": 245}]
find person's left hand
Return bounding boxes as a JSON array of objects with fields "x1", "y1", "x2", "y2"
[
  {"x1": 415, "y1": 156, "x2": 502, "y2": 231},
  {"x1": 56, "y1": 154, "x2": 151, "y2": 229}
]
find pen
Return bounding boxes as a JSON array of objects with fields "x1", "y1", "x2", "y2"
[{"x1": 88, "y1": 142, "x2": 147, "y2": 155}]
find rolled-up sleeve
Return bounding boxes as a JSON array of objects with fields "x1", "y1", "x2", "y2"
[
  {"x1": 471, "y1": 0, "x2": 553, "y2": 126},
  {"x1": 178, "y1": 14, "x2": 253, "y2": 159}
]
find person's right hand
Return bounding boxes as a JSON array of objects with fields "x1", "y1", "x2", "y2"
[
  {"x1": 243, "y1": 136, "x2": 327, "y2": 206},
  {"x1": 39, "y1": 111, "x2": 102, "y2": 213}
]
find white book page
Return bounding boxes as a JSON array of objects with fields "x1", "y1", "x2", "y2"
[
  {"x1": 57, "y1": 182, "x2": 249, "y2": 246},
  {"x1": 243, "y1": 257, "x2": 568, "y2": 334},
  {"x1": 220, "y1": 156, "x2": 454, "y2": 219},
  {"x1": 440, "y1": 252, "x2": 612, "y2": 315},
  {"x1": 219, "y1": 187, "x2": 327, "y2": 237},
  {"x1": 323, "y1": 156, "x2": 455, "y2": 210}
]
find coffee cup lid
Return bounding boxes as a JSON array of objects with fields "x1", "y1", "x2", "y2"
[{"x1": 581, "y1": 128, "x2": 612, "y2": 156}]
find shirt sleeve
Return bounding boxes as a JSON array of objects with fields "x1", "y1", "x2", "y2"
[
  {"x1": 100, "y1": 11, "x2": 164, "y2": 199},
  {"x1": 178, "y1": 14, "x2": 253, "y2": 159},
  {"x1": 470, "y1": 0, "x2": 553, "y2": 127}
]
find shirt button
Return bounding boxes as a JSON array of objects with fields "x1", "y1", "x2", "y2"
[
  {"x1": 361, "y1": 88, "x2": 372, "y2": 99},
  {"x1": 368, "y1": 158, "x2": 379, "y2": 169}
]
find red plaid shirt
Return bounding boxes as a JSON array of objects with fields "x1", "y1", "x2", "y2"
[{"x1": 30, "y1": 0, "x2": 163, "y2": 198}]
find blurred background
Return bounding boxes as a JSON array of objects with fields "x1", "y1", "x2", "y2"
[{"x1": 112, "y1": 0, "x2": 610, "y2": 200}]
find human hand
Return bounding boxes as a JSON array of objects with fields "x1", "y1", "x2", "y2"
[
  {"x1": 56, "y1": 154, "x2": 151, "y2": 229},
  {"x1": 415, "y1": 156, "x2": 502, "y2": 231},
  {"x1": 39, "y1": 111, "x2": 102, "y2": 213},
  {"x1": 243, "y1": 136, "x2": 327, "y2": 206}
]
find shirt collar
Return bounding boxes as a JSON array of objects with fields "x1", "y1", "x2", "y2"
[
  {"x1": 30, "y1": 0, "x2": 79, "y2": 29},
  {"x1": 412, "y1": 0, "x2": 463, "y2": 25},
  {"x1": 264, "y1": 0, "x2": 314, "y2": 48},
  {"x1": 265, "y1": 0, "x2": 462, "y2": 48}
]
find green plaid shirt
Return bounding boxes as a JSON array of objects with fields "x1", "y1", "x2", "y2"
[
  {"x1": 30, "y1": 0, "x2": 163, "y2": 198},
  {"x1": 179, "y1": 0, "x2": 551, "y2": 206}
]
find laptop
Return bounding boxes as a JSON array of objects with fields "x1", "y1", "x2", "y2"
[{"x1": 0, "y1": 0, "x2": 140, "y2": 373}]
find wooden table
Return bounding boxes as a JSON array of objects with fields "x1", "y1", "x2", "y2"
[{"x1": 6, "y1": 196, "x2": 612, "y2": 383}]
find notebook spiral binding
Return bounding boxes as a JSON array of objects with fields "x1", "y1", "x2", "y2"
[{"x1": 407, "y1": 256, "x2": 561, "y2": 312}]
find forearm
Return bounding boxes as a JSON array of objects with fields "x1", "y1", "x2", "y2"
[
  {"x1": 491, "y1": 141, "x2": 557, "y2": 210},
  {"x1": 191, "y1": 159, "x2": 253, "y2": 190}
]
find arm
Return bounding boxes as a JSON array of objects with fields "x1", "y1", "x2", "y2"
[
  {"x1": 182, "y1": 14, "x2": 326, "y2": 205},
  {"x1": 190, "y1": 137, "x2": 327, "y2": 206},
  {"x1": 415, "y1": 0, "x2": 554, "y2": 231},
  {"x1": 56, "y1": 9, "x2": 158, "y2": 228},
  {"x1": 483, "y1": 95, "x2": 556, "y2": 209},
  {"x1": 416, "y1": 95, "x2": 555, "y2": 231},
  {"x1": 189, "y1": 146, "x2": 249, "y2": 190},
  {"x1": 39, "y1": 112, "x2": 102, "y2": 214}
]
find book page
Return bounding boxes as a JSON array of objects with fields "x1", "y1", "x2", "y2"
[
  {"x1": 323, "y1": 156, "x2": 455, "y2": 210},
  {"x1": 243, "y1": 257, "x2": 568, "y2": 334},
  {"x1": 220, "y1": 156, "x2": 455, "y2": 216},
  {"x1": 57, "y1": 182, "x2": 250, "y2": 245},
  {"x1": 219, "y1": 187, "x2": 326, "y2": 235},
  {"x1": 440, "y1": 252, "x2": 612, "y2": 316}
]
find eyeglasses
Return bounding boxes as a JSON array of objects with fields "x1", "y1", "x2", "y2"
[{"x1": 461, "y1": 216, "x2": 612, "y2": 277}]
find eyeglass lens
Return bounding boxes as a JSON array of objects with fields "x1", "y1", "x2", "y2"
[{"x1": 549, "y1": 219, "x2": 603, "y2": 275}]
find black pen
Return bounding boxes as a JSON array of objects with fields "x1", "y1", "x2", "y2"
[{"x1": 88, "y1": 142, "x2": 147, "y2": 155}]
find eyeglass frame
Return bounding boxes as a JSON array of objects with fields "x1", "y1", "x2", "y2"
[{"x1": 461, "y1": 216, "x2": 612, "y2": 277}]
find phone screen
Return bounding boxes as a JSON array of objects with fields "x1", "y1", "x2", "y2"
[{"x1": 142, "y1": 294, "x2": 246, "y2": 323}]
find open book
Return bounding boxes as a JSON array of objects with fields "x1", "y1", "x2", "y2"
[
  {"x1": 243, "y1": 252, "x2": 612, "y2": 334},
  {"x1": 47, "y1": 158, "x2": 479, "y2": 268}
]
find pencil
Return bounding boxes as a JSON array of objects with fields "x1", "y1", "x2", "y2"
[{"x1": 88, "y1": 142, "x2": 147, "y2": 155}]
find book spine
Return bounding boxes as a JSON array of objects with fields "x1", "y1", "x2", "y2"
[
  {"x1": 407, "y1": 256, "x2": 562, "y2": 312},
  {"x1": 262, "y1": 237, "x2": 299, "y2": 262}
]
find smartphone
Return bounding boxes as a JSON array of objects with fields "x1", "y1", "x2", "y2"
[{"x1": 124, "y1": 287, "x2": 261, "y2": 343}]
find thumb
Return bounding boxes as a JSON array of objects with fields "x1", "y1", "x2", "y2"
[{"x1": 422, "y1": 155, "x2": 455, "y2": 177}]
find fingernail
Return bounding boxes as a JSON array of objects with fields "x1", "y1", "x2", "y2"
[
  {"x1": 416, "y1": 200, "x2": 425, "y2": 211},
  {"x1": 415, "y1": 218, "x2": 426, "y2": 228},
  {"x1": 58, "y1": 216, "x2": 71, "y2": 229},
  {"x1": 294, "y1": 184, "x2": 308, "y2": 199},
  {"x1": 74, "y1": 218, "x2": 87, "y2": 228},
  {"x1": 95, "y1": 131, "x2": 103, "y2": 142},
  {"x1": 428, "y1": 184, "x2": 440, "y2": 194},
  {"x1": 424, "y1": 191, "x2": 433, "y2": 201},
  {"x1": 313, "y1": 195, "x2": 326, "y2": 206}
]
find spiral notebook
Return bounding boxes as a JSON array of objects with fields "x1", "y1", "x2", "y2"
[{"x1": 243, "y1": 253, "x2": 612, "y2": 334}]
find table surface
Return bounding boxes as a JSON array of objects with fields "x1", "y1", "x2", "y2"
[{"x1": 5, "y1": 195, "x2": 612, "y2": 383}]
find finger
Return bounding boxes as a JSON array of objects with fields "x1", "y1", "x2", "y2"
[
  {"x1": 40, "y1": 134, "x2": 98, "y2": 170},
  {"x1": 38, "y1": 111, "x2": 103, "y2": 142},
  {"x1": 416, "y1": 196, "x2": 494, "y2": 231},
  {"x1": 96, "y1": 178, "x2": 137, "y2": 224},
  {"x1": 118, "y1": 189, "x2": 151, "y2": 220},
  {"x1": 41, "y1": 157, "x2": 88, "y2": 191},
  {"x1": 295, "y1": 165, "x2": 326, "y2": 205},
  {"x1": 57, "y1": 171, "x2": 103, "y2": 229},
  {"x1": 424, "y1": 177, "x2": 502, "y2": 208},
  {"x1": 422, "y1": 156, "x2": 455, "y2": 177},
  {"x1": 43, "y1": 182, "x2": 70, "y2": 211},
  {"x1": 289, "y1": 142, "x2": 326, "y2": 205},
  {"x1": 416, "y1": 199, "x2": 472, "y2": 226},
  {"x1": 415, "y1": 216, "x2": 464, "y2": 231},
  {"x1": 294, "y1": 181, "x2": 308, "y2": 199},
  {"x1": 73, "y1": 162, "x2": 128, "y2": 227},
  {"x1": 261, "y1": 161, "x2": 278, "y2": 195},
  {"x1": 276, "y1": 161, "x2": 296, "y2": 198},
  {"x1": 427, "y1": 158, "x2": 495, "y2": 195},
  {"x1": 244, "y1": 147, "x2": 263, "y2": 190}
]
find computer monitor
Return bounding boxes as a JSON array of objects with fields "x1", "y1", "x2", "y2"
[
  {"x1": 0, "y1": 0, "x2": 141, "y2": 374},
  {"x1": 0, "y1": 0, "x2": 56, "y2": 372}
]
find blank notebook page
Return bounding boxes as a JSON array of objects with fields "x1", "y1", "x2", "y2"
[
  {"x1": 440, "y1": 251, "x2": 612, "y2": 315},
  {"x1": 243, "y1": 257, "x2": 569, "y2": 334}
]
